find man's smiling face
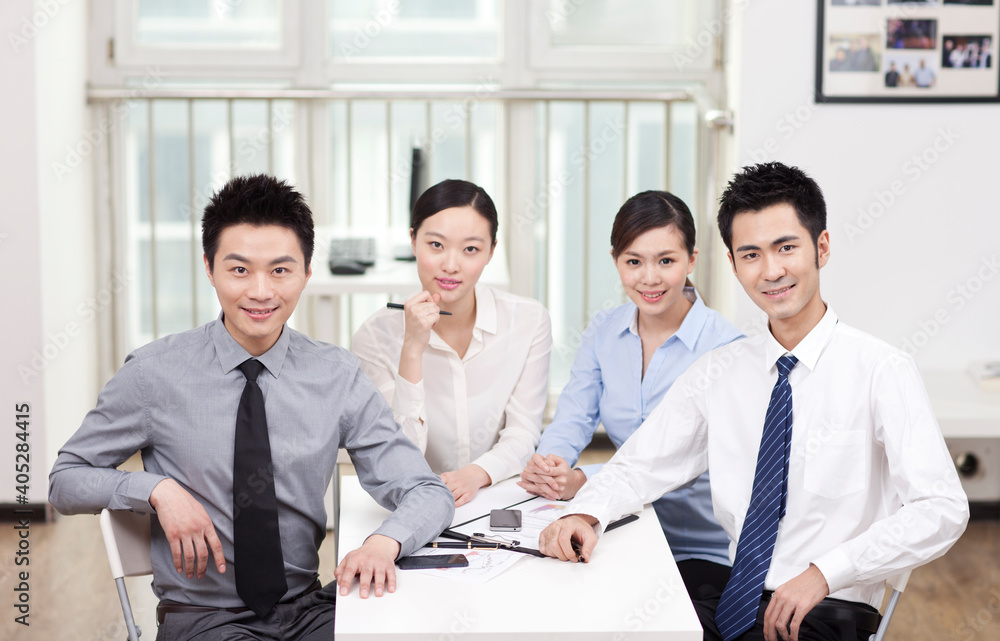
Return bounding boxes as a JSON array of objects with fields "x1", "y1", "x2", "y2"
[{"x1": 205, "y1": 223, "x2": 311, "y2": 356}]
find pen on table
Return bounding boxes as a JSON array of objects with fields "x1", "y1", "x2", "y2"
[
  {"x1": 386, "y1": 302, "x2": 452, "y2": 315},
  {"x1": 424, "y1": 541, "x2": 502, "y2": 550}
]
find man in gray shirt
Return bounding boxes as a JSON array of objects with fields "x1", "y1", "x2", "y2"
[{"x1": 49, "y1": 174, "x2": 455, "y2": 640}]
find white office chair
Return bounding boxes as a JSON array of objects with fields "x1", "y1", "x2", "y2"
[
  {"x1": 869, "y1": 570, "x2": 912, "y2": 641},
  {"x1": 100, "y1": 508, "x2": 152, "y2": 641}
]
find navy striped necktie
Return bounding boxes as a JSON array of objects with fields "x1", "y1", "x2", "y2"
[{"x1": 715, "y1": 354, "x2": 798, "y2": 641}]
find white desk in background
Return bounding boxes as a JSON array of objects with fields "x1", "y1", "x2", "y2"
[
  {"x1": 922, "y1": 370, "x2": 1000, "y2": 502},
  {"x1": 335, "y1": 475, "x2": 702, "y2": 641},
  {"x1": 302, "y1": 229, "x2": 510, "y2": 345}
]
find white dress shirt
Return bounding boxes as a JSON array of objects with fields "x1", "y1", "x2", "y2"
[
  {"x1": 568, "y1": 306, "x2": 969, "y2": 608},
  {"x1": 352, "y1": 285, "x2": 552, "y2": 484}
]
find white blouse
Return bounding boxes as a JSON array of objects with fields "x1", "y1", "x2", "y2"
[{"x1": 351, "y1": 285, "x2": 552, "y2": 484}]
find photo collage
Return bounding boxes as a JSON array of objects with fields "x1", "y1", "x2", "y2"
[{"x1": 820, "y1": 0, "x2": 1000, "y2": 100}]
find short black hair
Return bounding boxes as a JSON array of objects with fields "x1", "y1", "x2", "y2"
[
  {"x1": 411, "y1": 179, "x2": 498, "y2": 246},
  {"x1": 717, "y1": 162, "x2": 827, "y2": 256},
  {"x1": 202, "y1": 174, "x2": 315, "y2": 271},
  {"x1": 610, "y1": 190, "x2": 696, "y2": 259}
]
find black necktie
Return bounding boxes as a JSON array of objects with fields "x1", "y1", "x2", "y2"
[{"x1": 234, "y1": 358, "x2": 287, "y2": 617}]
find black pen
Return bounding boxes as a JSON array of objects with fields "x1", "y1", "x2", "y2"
[
  {"x1": 424, "y1": 541, "x2": 502, "y2": 550},
  {"x1": 386, "y1": 302, "x2": 452, "y2": 316}
]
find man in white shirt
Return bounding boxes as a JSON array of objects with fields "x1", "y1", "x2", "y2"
[{"x1": 539, "y1": 162, "x2": 969, "y2": 641}]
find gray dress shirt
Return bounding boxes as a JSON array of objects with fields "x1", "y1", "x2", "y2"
[{"x1": 49, "y1": 318, "x2": 454, "y2": 607}]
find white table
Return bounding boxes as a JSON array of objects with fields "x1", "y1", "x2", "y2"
[
  {"x1": 922, "y1": 370, "x2": 1000, "y2": 502},
  {"x1": 302, "y1": 229, "x2": 510, "y2": 345},
  {"x1": 922, "y1": 371, "x2": 1000, "y2": 439},
  {"x1": 335, "y1": 476, "x2": 703, "y2": 640}
]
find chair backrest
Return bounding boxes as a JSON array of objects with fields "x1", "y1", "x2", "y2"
[
  {"x1": 870, "y1": 570, "x2": 913, "y2": 641},
  {"x1": 885, "y1": 569, "x2": 911, "y2": 593},
  {"x1": 100, "y1": 509, "x2": 153, "y2": 579}
]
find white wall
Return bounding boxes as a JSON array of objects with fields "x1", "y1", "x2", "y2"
[
  {"x1": 0, "y1": 0, "x2": 96, "y2": 496},
  {"x1": 726, "y1": 0, "x2": 1000, "y2": 372},
  {"x1": 0, "y1": 0, "x2": 47, "y2": 504},
  {"x1": 34, "y1": 0, "x2": 96, "y2": 480}
]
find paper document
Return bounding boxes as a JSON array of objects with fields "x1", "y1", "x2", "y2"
[
  {"x1": 406, "y1": 496, "x2": 571, "y2": 584},
  {"x1": 403, "y1": 547, "x2": 524, "y2": 583},
  {"x1": 451, "y1": 481, "x2": 535, "y2": 526}
]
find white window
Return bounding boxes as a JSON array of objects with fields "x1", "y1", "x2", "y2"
[{"x1": 92, "y1": 0, "x2": 728, "y2": 394}]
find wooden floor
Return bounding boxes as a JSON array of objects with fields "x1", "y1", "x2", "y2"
[{"x1": 6, "y1": 446, "x2": 997, "y2": 641}]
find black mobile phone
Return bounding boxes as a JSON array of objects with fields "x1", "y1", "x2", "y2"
[
  {"x1": 489, "y1": 508, "x2": 522, "y2": 532},
  {"x1": 396, "y1": 554, "x2": 469, "y2": 570}
]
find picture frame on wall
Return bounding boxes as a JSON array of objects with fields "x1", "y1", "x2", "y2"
[{"x1": 816, "y1": 0, "x2": 1000, "y2": 102}]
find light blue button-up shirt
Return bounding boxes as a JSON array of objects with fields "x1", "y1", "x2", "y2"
[{"x1": 537, "y1": 289, "x2": 742, "y2": 564}]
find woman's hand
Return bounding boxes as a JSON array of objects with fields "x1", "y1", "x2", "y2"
[
  {"x1": 440, "y1": 464, "x2": 491, "y2": 507},
  {"x1": 518, "y1": 453, "x2": 587, "y2": 500},
  {"x1": 398, "y1": 291, "x2": 442, "y2": 384}
]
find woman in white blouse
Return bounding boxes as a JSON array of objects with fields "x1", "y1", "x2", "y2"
[{"x1": 352, "y1": 179, "x2": 552, "y2": 506}]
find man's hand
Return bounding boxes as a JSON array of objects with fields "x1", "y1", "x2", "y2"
[
  {"x1": 440, "y1": 464, "x2": 491, "y2": 507},
  {"x1": 538, "y1": 514, "x2": 598, "y2": 563},
  {"x1": 762, "y1": 564, "x2": 830, "y2": 641},
  {"x1": 334, "y1": 534, "x2": 402, "y2": 598},
  {"x1": 149, "y1": 478, "x2": 225, "y2": 579},
  {"x1": 517, "y1": 453, "x2": 586, "y2": 500}
]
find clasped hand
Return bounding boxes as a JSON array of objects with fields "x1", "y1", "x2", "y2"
[{"x1": 518, "y1": 453, "x2": 586, "y2": 500}]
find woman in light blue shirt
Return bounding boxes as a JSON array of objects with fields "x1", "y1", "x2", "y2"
[{"x1": 518, "y1": 190, "x2": 742, "y2": 597}]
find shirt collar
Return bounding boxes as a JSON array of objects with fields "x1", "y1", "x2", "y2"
[
  {"x1": 762, "y1": 305, "x2": 839, "y2": 373},
  {"x1": 623, "y1": 287, "x2": 705, "y2": 351},
  {"x1": 211, "y1": 314, "x2": 291, "y2": 378},
  {"x1": 427, "y1": 284, "x2": 497, "y2": 352}
]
